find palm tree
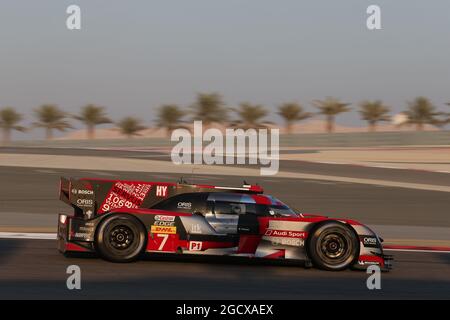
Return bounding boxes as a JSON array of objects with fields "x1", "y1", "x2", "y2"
[
  {"x1": 277, "y1": 102, "x2": 311, "y2": 134},
  {"x1": 312, "y1": 97, "x2": 351, "y2": 133},
  {"x1": 444, "y1": 102, "x2": 450, "y2": 126},
  {"x1": 0, "y1": 107, "x2": 25, "y2": 145},
  {"x1": 359, "y1": 100, "x2": 390, "y2": 132},
  {"x1": 230, "y1": 103, "x2": 271, "y2": 129},
  {"x1": 117, "y1": 117, "x2": 146, "y2": 138},
  {"x1": 404, "y1": 97, "x2": 440, "y2": 131},
  {"x1": 155, "y1": 104, "x2": 186, "y2": 136},
  {"x1": 190, "y1": 93, "x2": 228, "y2": 127},
  {"x1": 74, "y1": 104, "x2": 111, "y2": 139},
  {"x1": 34, "y1": 104, "x2": 72, "y2": 140}
]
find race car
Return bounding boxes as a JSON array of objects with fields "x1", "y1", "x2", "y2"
[{"x1": 57, "y1": 177, "x2": 392, "y2": 271}]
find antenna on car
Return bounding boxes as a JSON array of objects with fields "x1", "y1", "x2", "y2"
[
  {"x1": 191, "y1": 167, "x2": 197, "y2": 185},
  {"x1": 178, "y1": 176, "x2": 188, "y2": 184}
]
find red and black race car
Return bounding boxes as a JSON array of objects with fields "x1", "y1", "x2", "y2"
[{"x1": 57, "y1": 177, "x2": 392, "y2": 271}]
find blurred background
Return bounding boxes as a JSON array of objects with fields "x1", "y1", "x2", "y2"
[
  {"x1": 0, "y1": 0, "x2": 449, "y2": 144},
  {"x1": 0, "y1": 0, "x2": 449, "y2": 299}
]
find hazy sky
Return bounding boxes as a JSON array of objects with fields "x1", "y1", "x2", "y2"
[{"x1": 0, "y1": 0, "x2": 449, "y2": 139}]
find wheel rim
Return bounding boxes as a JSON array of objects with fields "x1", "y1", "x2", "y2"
[
  {"x1": 320, "y1": 233, "x2": 347, "y2": 259},
  {"x1": 315, "y1": 228, "x2": 354, "y2": 267},
  {"x1": 108, "y1": 225, "x2": 135, "y2": 250}
]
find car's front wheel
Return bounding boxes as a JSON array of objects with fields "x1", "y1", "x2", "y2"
[
  {"x1": 95, "y1": 214, "x2": 147, "y2": 262},
  {"x1": 307, "y1": 221, "x2": 359, "y2": 271}
]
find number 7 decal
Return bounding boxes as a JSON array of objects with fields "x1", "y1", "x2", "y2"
[{"x1": 157, "y1": 234, "x2": 169, "y2": 251}]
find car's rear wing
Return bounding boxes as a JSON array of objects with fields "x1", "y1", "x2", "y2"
[{"x1": 59, "y1": 177, "x2": 96, "y2": 218}]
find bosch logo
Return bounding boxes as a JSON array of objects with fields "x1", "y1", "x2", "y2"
[
  {"x1": 77, "y1": 189, "x2": 93, "y2": 195},
  {"x1": 71, "y1": 189, "x2": 93, "y2": 195}
]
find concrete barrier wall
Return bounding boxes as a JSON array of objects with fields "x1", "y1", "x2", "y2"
[{"x1": 280, "y1": 131, "x2": 450, "y2": 147}]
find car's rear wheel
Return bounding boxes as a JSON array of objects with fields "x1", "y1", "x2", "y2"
[
  {"x1": 95, "y1": 214, "x2": 147, "y2": 262},
  {"x1": 307, "y1": 221, "x2": 359, "y2": 271}
]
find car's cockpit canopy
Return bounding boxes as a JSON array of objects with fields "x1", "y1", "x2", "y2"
[{"x1": 151, "y1": 192, "x2": 299, "y2": 217}]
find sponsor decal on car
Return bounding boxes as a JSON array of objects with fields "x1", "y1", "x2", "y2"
[
  {"x1": 99, "y1": 182, "x2": 151, "y2": 213},
  {"x1": 189, "y1": 224, "x2": 202, "y2": 234},
  {"x1": 71, "y1": 188, "x2": 93, "y2": 195},
  {"x1": 361, "y1": 236, "x2": 379, "y2": 248},
  {"x1": 78, "y1": 226, "x2": 94, "y2": 232},
  {"x1": 150, "y1": 225, "x2": 177, "y2": 234},
  {"x1": 177, "y1": 202, "x2": 192, "y2": 210},
  {"x1": 189, "y1": 241, "x2": 203, "y2": 251},
  {"x1": 153, "y1": 221, "x2": 175, "y2": 227},
  {"x1": 155, "y1": 215, "x2": 175, "y2": 222},
  {"x1": 74, "y1": 232, "x2": 91, "y2": 238},
  {"x1": 156, "y1": 185, "x2": 168, "y2": 197},
  {"x1": 358, "y1": 260, "x2": 380, "y2": 266},
  {"x1": 264, "y1": 229, "x2": 307, "y2": 239},
  {"x1": 272, "y1": 238, "x2": 305, "y2": 247},
  {"x1": 76, "y1": 198, "x2": 93, "y2": 207}
]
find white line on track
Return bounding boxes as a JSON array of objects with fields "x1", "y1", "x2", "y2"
[
  {"x1": 384, "y1": 248, "x2": 450, "y2": 254},
  {"x1": 315, "y1": 161, "x2": 343, "y2": 165},
  {"x1": 0, "y1": 232, "x2": 56, "y2": 240},
  {"x1": 34, "y1": 169, "x2": 59, "y2": 174},
  {"x1": 81, "y1": 170, "x2": 115, "y2": 177}
]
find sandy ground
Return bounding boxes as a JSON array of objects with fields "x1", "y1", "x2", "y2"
[{"x1": 279, "y1": 146, "x2": 450, "y2": 172}]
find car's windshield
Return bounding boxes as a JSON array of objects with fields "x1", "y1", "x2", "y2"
[{"x1": 269, "y1": 204, "x2": 299, "y2": 217}]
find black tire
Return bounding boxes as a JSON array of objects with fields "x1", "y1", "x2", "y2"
[
  {"x1": 95, "y1": 214, "x2": 147, "y2": 262},
  {"x1": 307, "y1": 221, "x2": 359, "y2": 271}
]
